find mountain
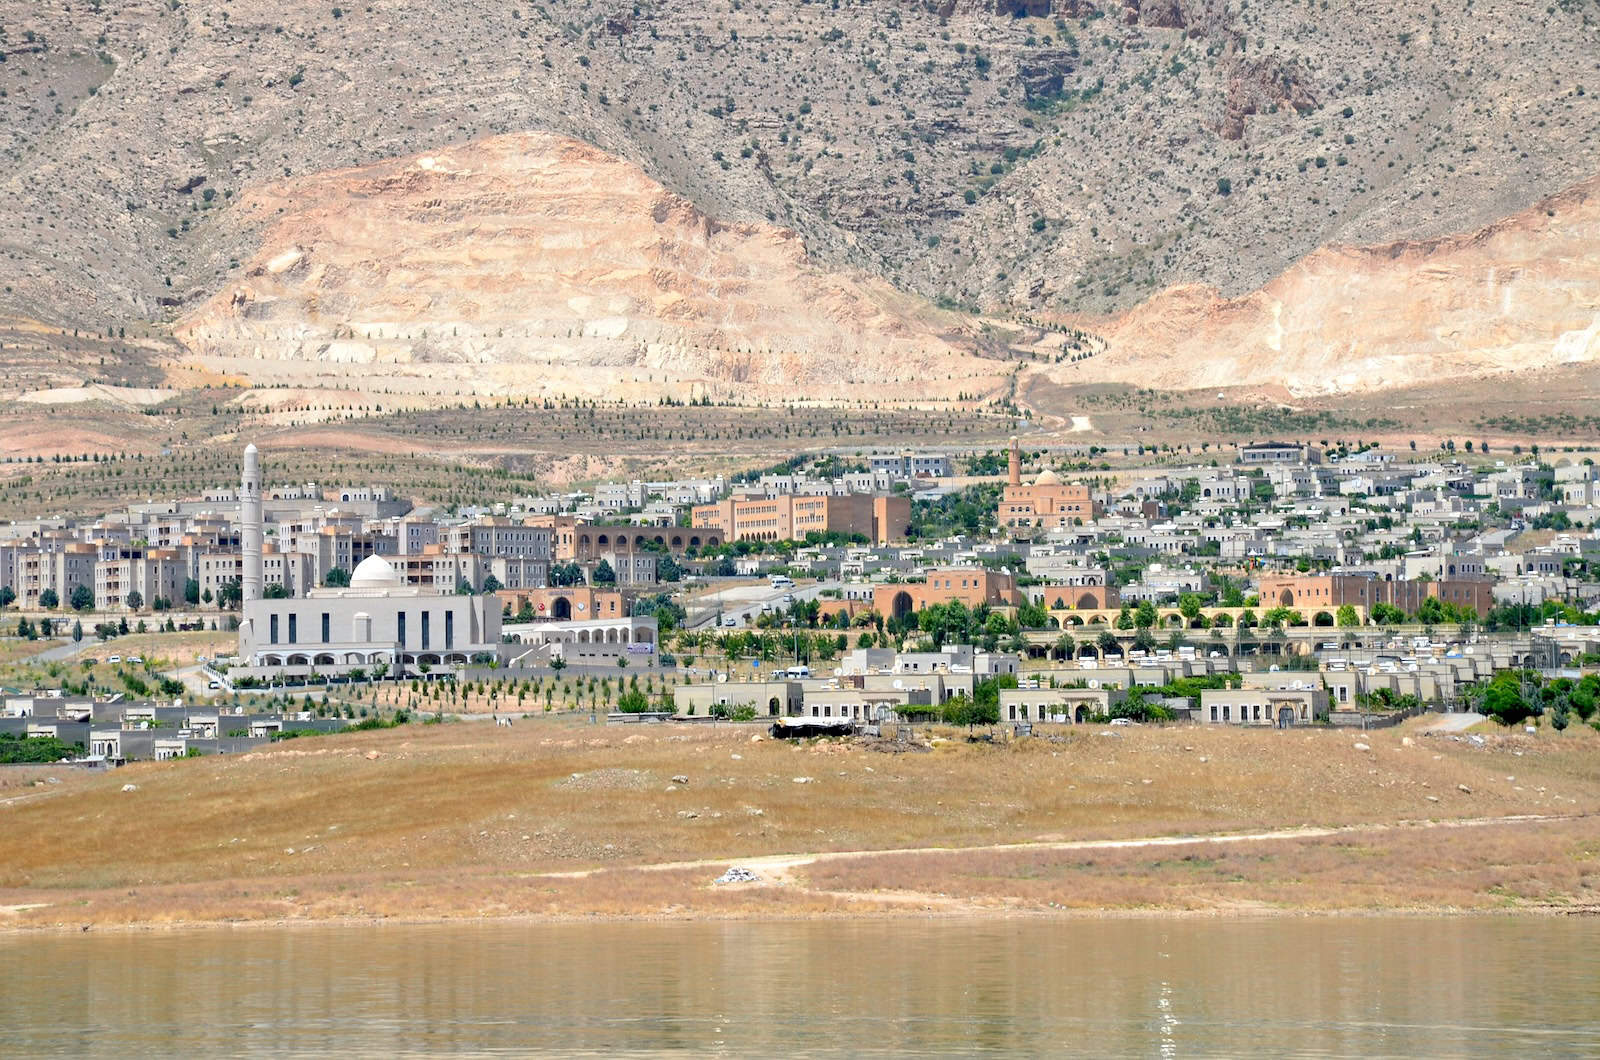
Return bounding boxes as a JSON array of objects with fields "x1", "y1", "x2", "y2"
[
  {"x1": 1050, "y1": 174, "x2": 1600, "y2": 396},
  {"x1": 173, "y1": 132, "x2": 1001, "y2": 400},
  {"x1": 2, "y1": 0, "x2": 1598, "y2": 398}
]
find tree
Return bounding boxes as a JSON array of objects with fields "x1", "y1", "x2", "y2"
[
  {"x1": 592, "y1": 559, "x2": 617, "y2": 585},
  {"x1": 482, "y1": 574, "x2": 502, "y2": 594},
  {"x1": 1178, "y1": 593, "x2": 1203, "y2": 621},
  {"x1": 323, "y1": 567, "x2": 351, "y2": 588},
  {"x1": 71, "y1": 619, "x2": 83, "y2": 643},
  {"x1": 549, "y1": 656, "x2": 568, "y2": 672},
  {"x1": 263, "y1": 583, "x2": 289, "y2": 600},
  {"x1": 1370, "y1": 602, "x2": 1406, "y2": 625},
  {"x1": 456, "y1": 578, "x2": 475, "y2": 595},
  {"x1": 1015, "y1": 600, "x2": 1049, "y2": 629},
  {"x1": 943, "y1": 694, "x2": 999, "y2": 728},
  {"x1": 184, "y1": 578, "x2": 201, "y2": 606},
  {"x1": 40, "y1": 588, "x2": 59, "y2": 610},
  {"x1": 656, "y1": 553, "x2": 682, "y2": 582},
  {"x1": 0, "y1": 585, "x2": 13, "y2": 611},
  {"x1": 125, "y1": 589, "x2": 144, "y2": 612},
  {"x1": 1336, "y1": 604, "x2": 1360, "y2": 628},
  {"x1": 1477, "y1": 673, "x2": 1535, "y2": 727},
  {"x1": 616, "y1": 689, "x2": 651, "y2": 713},
  {"x1": 70, "y1": 586, "x2": 95, "y2": 611}
]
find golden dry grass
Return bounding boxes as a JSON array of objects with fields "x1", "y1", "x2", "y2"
[
  {"x1": 799, "y1": 817, "x2": 1600, "y2": 913},
  {"x1": 1, "y1": 719, "x2": 1596, "y2": 928}
]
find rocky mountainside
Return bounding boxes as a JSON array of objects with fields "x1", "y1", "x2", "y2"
[
  {"x1": 1047, "y1": 173, "x2": 1600, "y2": 396},
  {"x1": 1, "y1": 0, "x2": 1598, "y2": 397},
  {"x1": 174, "y1": 133, "x2": 1002, "y2": 400}
]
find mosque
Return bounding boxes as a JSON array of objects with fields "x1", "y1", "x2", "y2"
[
  {"x1": 998, "y1": 436, "x2": 1102, "y2": 529},
  {"x1": 235, "y1": 446, "x2": 502, "y2": 681}
]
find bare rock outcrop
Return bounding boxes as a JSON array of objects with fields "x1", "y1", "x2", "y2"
[
  {"x1": 175, "y1": 134, "x2": 1002, "y2": 401},
  {"x1": 1215, "y1": 56, "x2": 1319, "y2": 140},
  {"x1": 1055, "y1": 173, "x2": 1600, "y2": 396}
]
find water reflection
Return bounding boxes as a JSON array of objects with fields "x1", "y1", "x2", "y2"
[{"x1": 1, "y1": 917, "x2": 1596, "y2": 1056}]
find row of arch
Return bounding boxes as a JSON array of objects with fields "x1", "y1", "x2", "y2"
[
  {"x1": 576, "y1": 532, "x2": 722, "y2": 551},
  {"x1": 257, "y1": 651, "x2": 470, "y2": 668},
  {"x1": 507, "y1": 625, "x2": 656, "y2": 645}
]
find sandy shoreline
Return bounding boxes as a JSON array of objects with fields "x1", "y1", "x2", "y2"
[{"x1": 8, "y1": 901, "x2": 1600, "y2": 939}]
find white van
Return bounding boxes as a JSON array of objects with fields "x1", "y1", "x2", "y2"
[
  {"x1": 783, "y1": 665, "x2": 810, "y2": 679},
  {"x1": 769, "y1": 575, "x2": 794, "y2": 589}
]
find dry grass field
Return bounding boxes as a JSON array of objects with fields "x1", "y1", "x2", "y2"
[{"x1": 1, "y1": 717, "x2": 1596, "y2": 929}]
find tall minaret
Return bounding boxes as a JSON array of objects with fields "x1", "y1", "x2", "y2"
[
  {"x1": 1008, "y1": 435, "x2": 1021, "y2": 487},
  {"x1": 241, "y1": 443, "x2": 263, "y2": 604}
]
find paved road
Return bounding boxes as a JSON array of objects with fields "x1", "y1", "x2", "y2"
[
  {"x1": 686, "y1": 580, "x2": 841, "y2": 631},
  {"x1": 172, "y1": 663, "x2": 218, "y2": 701},
  {"x1": 1419, "y1": 711, "x2": 1485, "y2": 733},
  {"x1": 20, "y1": 640, "x2": 87, "y2": 666}
]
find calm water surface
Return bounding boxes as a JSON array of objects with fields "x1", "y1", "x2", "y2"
[{"x1": 2, "y1": 917, "x2": 1596, "y2": 1056}]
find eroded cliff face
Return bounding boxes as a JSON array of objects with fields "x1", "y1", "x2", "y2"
[
  {"x1": 175, "y1": 134, "x2": 1003, "y2": 401},
  {"x1": 178, "y1": 130, "x2": 1600, "y2": 404},
  {"x1": 1049, "y1": 175, "x2": 1600, "y2": 397}
]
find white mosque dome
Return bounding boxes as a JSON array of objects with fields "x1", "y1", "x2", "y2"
[
  {"x1": 1035, "y1": 469, "x2": 1062, "y2": 486},
  {"x1": 348, "y1": 555, "x2": 402, "y2": 589}
]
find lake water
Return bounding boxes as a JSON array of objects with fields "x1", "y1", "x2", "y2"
[{"x1": 2, "y1": 917, "x2": 1596, "y2": 1056}]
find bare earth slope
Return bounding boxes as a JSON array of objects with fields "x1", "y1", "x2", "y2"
[
  {"x1": 2, "y1": 719, "x2": 1597, "y2": 927},
  {"x1": 1044, "y1": 174, "x2": 1600, "y2": 396},
  {"x1": 173, "y1": 133, "x2": 1000, "y2": 400}
]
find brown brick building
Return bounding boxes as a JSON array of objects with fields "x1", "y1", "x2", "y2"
[
  {"x1": 691, "y1": 493, "x2": 910, "y2": 545},
  {"x1": 872, "y1": 567, "x2": 1022, "y2": 620},
  {"x1": 1257, "y1": 574, "x2": 1495, "y2": 619}
]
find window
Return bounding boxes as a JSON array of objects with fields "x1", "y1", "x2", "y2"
[
  {"x1": 288, "y1": 614, "x2": 298, "y2": 644},
  {"x1": 1209, "y1": 704, "x2": 1217, "y2": 722},
  {"x1": 398, "y1": 611, "x2": 407, "y2": 648},
  {"x1": 270, "y1": 614, "x2": 279, "y2": 645},
  {"x1": 1222, "y1": 705, "x2": 1231, "y2": 722},
  {"x1": 445, "y1": 611, "x2": 455, "y2": 650},
  {"x1": 321, "y1": 612, "x2": 331, "y2": 643},
  {"x1": 421, "y1": 612, "x2": 431, "y2": 650}
]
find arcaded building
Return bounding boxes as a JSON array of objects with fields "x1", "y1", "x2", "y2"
[
  {"x1": 238, "y1": 554, "x2": 502, "y2": 678},
  {"x1": 872, "y1": 567, "x2": 1022, "y2": 620},
  {"x1": 1256, "y1": 573, "x2": 1496, "y2": 619}
]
